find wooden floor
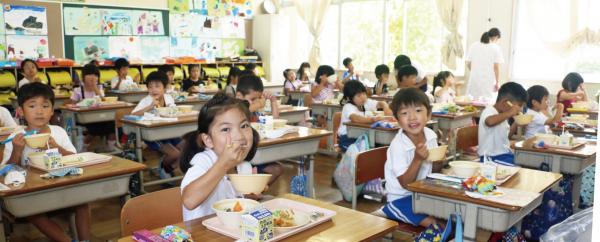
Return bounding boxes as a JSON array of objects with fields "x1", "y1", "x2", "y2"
[{"x1": 8, "y1": 146, "x2": 492, "y2": 242}]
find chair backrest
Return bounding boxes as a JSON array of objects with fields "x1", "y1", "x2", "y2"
[
  {"x1": 120, "y1": 187, "x2": 183, "y2": 236},
  {"x1": 303, "y1": 93, "x2": 313, "y2": 108},
  {"x1": 115, "y1": 107, "x2": 134, "y2": 129},
  {"x1": 332, "y1": 111, "x2": 341, "y2": 146},
  {"x1": 456, "y1": 125, "x2": 478, "y2": 153},
  {"x1": 355, "y1": 146, "x2": 388, "y2": 184}
]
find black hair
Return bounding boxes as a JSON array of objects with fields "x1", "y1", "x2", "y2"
[
  {"x1": 240, "y1": 70, "x2": 255, "y2": 77},
  {"x1": 226, "y1": 66, "x2": 242, "y2": 85},
  {"x1": 179, "y1": 93, "x2": 257, "y2": 173},
  {"x1": 393, "y1": 55, "x2": 411, "y2": 71},
  {"x1": 145, "y1": 71, "x2": 168, "y2": 88},
  {"x1": 397, "y1": 65, "x2": 418, "y2": 83},
  {"x1": 114, "y1": 58, "x2": 130, "y2": 71},
  {"x1": 390, "y1": 87, "x2": 431, "y2": 120},
  {"x1": 88, "y1": 60, "x2": 99, "y2": 66},
  {"x1": 81, "y1": 63, "x2": 100, "y2": 79},
  {"x1": 21, "y1": 58, "x2": 38, "y2": 70},
  {"x1": 561, "y1": 72, "x2": 584, "y2": 92},
  {"x1": 283, "y1": 69, "x2": 293, "y2": 79},
  {"x1": 496, "y1": 82, "x2": 527, "y2": 104},
  {"x1": 314, "y1": 65, "x2": 335, "y2": 84},
  {"x1": 245, "y1": 63, "x2": 257, "y2": 72},
  {"x1": 188, "y1": 64, "x2": 200, "y2": 72},
  {"x1": 340, "y1": 80, "x2": 367, "y2": 107},
  {"x1": 527, "y1": 85, "x2": 549, "y2": 108},
  {"x1": 342, "y1": 57, "x2": 353, "y2": 68},
  {"x1": 296, "y1": 62, "x2": 310, "y2": 80},
  {"x1": 158, "y1": 65, "x2": 175, "y2": 74},
  {"x1": 237, "y1": 74, "x2": 264, "y2": 95},
  {"x1": 374, "y1": 64, "x2": 390, "y2": 79},
  {"x1": 431, "y1": 71, "x2": 453, "y2": 96},
  {"x1": 17, "y1": 82, "x2": 55, "y2": 107},
  {"x1": 480, "y1": 28, "x2": 501, "y2": 44}
]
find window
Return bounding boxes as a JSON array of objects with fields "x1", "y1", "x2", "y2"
[
  {"x1": 340, "y1": 0, "x2": 384, "y2": 72},
  {"x1": 512, "y1": 0, "x2": 600, "y2": 82}
]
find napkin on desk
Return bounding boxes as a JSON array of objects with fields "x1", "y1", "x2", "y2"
[{"x1": 466, "y1": 187, "x2": 541, "y2": 208}]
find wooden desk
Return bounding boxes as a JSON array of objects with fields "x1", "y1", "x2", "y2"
[
  {"x1": 252, "y1": 127, "x2": 331, "y2": 197},
  {"x1": 455, "y1": 101, "x2": 489, "y2": 118},
  {"x1": 188, "y1": 89, "x2": 219, "y2": 95},
  {"x1": 513, "y1": 140, "x2": 596, "y2": 209},
  {"x1": 311, "y1": 103, "x2": 343, "y2": 155},
  {"x1": 276, "y1": 106, "x2": 310, "y2": 124},
  {"x1": 550, "y1": 126, "x2": 597, "y2": 137},
  {"x1": 568, "y1": 109, "x2": 598, "y2": 119},
  {"x1": 60, "y1": 103, "x2": 136, "y2": 144},
  {"x1": 10, "y1": 94, "x2": 70, "y2": 110},
  {"x1": 106, "y1": 90, "x2": 148, "y2": 103},
  {"x1": 345, "y1": 120, "x2": 438, "y2": 147},
  {"x1": 432, "y1": 112, "x2": 476, "y2": 155},
  {"x1": 117, "y1": 194, "x2": 397, "y2": 242},
  {"x1": 407, "y1": 168, "x2": 562, "y2": 242},
  {"x1": 288, "y1": 90, "x2": 310, "y2": 103},
  {"x1": 174, "y1": 98, "x2": 208, "y2": 111},
  {"x1": 370, "y1": 94, "x2": 393, "y2": 103},
  {"x1": 0, "y1": 157, "x2": 145, "y2": 242}
]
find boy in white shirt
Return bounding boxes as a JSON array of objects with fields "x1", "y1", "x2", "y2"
[
  {"x1": 478, "y1": 82, "x2": 528, "y2": 165},
  {"x1": 0, "y1": 106, "x2": 17, "y2": 128},
  {"x1": 2, "y1": 82, "x2": 90, "y2": 242},
  {"x1": 372, "y1": 88, "x2": 438, "y2": 227},
  {"x1": 110, "y1": 58, "x2": 138, "y2": 90},
  {"x1": 525, "y1": 85, "x2": 564, "y2": 139}
]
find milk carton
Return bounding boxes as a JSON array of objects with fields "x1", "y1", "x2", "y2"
[
  {"x1": 481, "y1": 159, "x2": 497, "y2": 182},
  {"x1": 44, "y1": 148, "x2": 63, "y2": 169},
  {"x1": 241, "y1": 207, "x2": 274, "y2": 242},
  {"x1": 559, "y1": 131, "x2": 574, "y2": 147}
]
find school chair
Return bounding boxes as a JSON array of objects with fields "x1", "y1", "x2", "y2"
[
  {"x1": 120, "y1": 187, "x2": 183, "y2": 236},
  {"x1": 455, "y1": 125, "x2": 479, "y2": 161},
  {"x1": 332, "y1": 112, "x2": 342, "y2": 153},
  {"x1": 353, "y1": 146, "x2": 426, "y2": 238},
  {"x1": 1, "y1": 208, "x2": 79, "y2": 240}
]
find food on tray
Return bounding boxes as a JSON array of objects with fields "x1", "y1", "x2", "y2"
[
  {"x1": 224, "y1": 201, "x2": 244, "y2": 212},
  {"x1": 462, "y1": 176, "x2": 498, "y2": 195},
  {"x1": 273, "y1": 209, "x2": 297, "y2": 227},
  {"x1": 462, "y1": 105, "x2": 478, "y2": 113},
  {"x1": 62, "y1": 155, "x2": 85, "y2": 164},
  {"x1": 496, "y1": 167, "x2": 512, "y2": 180}
]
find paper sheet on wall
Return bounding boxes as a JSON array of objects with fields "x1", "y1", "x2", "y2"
[
  {"x1": 191, "y1": 0, "x2": 209, "y2": 15},
  {"x1": 131, "y1": 10, "x2": 164, "y2": 35},
  {"x1": 141, "y1": 36, "x2": 170, "y2": 63},
  {"x1": 73, "y1": 36, "x2": 109, "y2": 63},
  {"x1": 5, "y1": 35, "x2": 49, "y2": 60},
  {"x1": 227, "y1": 0, "x2": 253, "y2": 19},
  {"x1": 206, "y1": 0, "x2": 227, "y2": 17},
  {"x1": 193, "y1": 0, "x2": 253, "y2": 19},
  {"x1": 102, "y1": 10, "x2": 133, "y2": 35},
  {"x1": 191, "y1": 15, "x2": 222, "y2": 38},
  {"x1": 169, "y1": 0, "x2": 191, "y2": 13},
  {"x1": 0, "y1": 4, "x2": 5, "y2": 35},
  {"x1": 170, "y1": 37, "x2": 193, "y2": 57},
  {"x1": 191, "y1": 37, "x2": 221, "y2": 60},
  {"x1": 221, "y1": 39, "x2": 244, "y2": 58},
  {"x1": 219, "y1": 16, "x2": 245, "y2": 39},
  {"x1": 0, "y1": 5, "x2": 5, "y2": 60},
  {"x1": 108, "y1": 36, "x2": 141, "y2": 61},
  {"x1": 3, "y1": 5, "x2": 48, "y2": 35},
  {"x1": 170, "y1": 13, "x2": 194, "y2": 37},
  {"x1": 63, "y1": 7, "x2": 102, "y2": 35}
]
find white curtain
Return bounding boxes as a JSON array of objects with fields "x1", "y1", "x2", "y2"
[
  {"x1": 524, "y1": 0, "x2": 600, "y2": 56},
  {"x1": 436, "y1": 0, "x2": 464, "y2": 70},
  {"x1": 293, "y1": 0, "x2": 332, "y2": 68}
]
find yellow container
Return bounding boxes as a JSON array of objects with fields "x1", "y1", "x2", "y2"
[
  {"x1": 256, "y1": 65, "x2": 265, "y2": 77},
  {"x1": 142, "y1": 67, "x2": 158, "y2": 81},
  {"x1": 36, "y1": 73, "x2": 49, "y2": 85},
  {"x1": 99, "y1": 69, "x2": 118, "y2": 84},
  {"x1": 129, "y1": 67, "x2": 141, "y2": 83},
  {"x1": 173, "y1": 66, "x2": 184, "y2": 81},
  {"x1": 0, "y1": 71, "x2": 17, "y2": 88},
  {"x1": 47, "y1": 71, "x2": 72, "y2": 87}
]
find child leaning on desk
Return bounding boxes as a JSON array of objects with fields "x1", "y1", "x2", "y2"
[
  {"x1": 180, "y1": 94, "x2": 262, "y2": 221},
  {"x1": 111, "y1": 58, "x2": 139, "y2": 91},
  {"x1": 1, "y1": 83, "x2": 91, "y2": 242},
  {"x1": 131, "y1": 71, "x2": 182, "y2": 180},
  {"x1": 524, "y1": 85, "x2": 564, "y2": 139},
  {"x1": 371, "y1": 87, "x2": 438, "y2": 227},
  {"x1": 478, "y1": 82, "x2": 528, "y2": 165}
]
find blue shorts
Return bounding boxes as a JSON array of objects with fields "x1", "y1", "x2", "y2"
[
  {"x1": 338, "y1": 134, "x2": 356, "y2": 152},
  {"x1": 383, "y1": 195, "x2": 427, "y2": 226},
  {"x1": 479, "y1": 152, "x2": 515, "y2": 166},
  {"x1": 145, "y1": 138, "x2": 181, "y2": 152}
]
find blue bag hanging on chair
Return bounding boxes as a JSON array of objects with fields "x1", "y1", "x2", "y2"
[
  {"x1": 414, "y1": 213, "x2": 463, "y2": 242},
  {"x1": 290, "y1": 158, "x2": 307, "y2": 197}
]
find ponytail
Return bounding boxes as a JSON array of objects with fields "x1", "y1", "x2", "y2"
[
  {"x1": 431, "y1": 71, "x2": 453, "y2": 96},
  {"x1": 480, "y1": 32, "x2": 490, "y2": 44}
]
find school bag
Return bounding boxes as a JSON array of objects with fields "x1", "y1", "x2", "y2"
[
  {"x1": 290, "y1": 158, "x2": 307, "y2": 197},
  {"x1": 333, "y1": 133, "x2": 370, "y2": 202},
  {"x1": 414, "y1": 213, "x2": 463, "y2": 242}
]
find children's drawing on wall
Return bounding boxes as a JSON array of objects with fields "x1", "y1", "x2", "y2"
[
  {"x1": 192, "y1": 16, "x2": 221, "y2": 38},
  {"x1": 170, "y1": 37, "x2": 192, "y2": 57},
  {"x1": 220, "y1": 16, "x2": 245, "y2": 39},
  {"x1": 228, "y1": 0, "x2": 253, "y2": 18},
  {"x1": 141, "y1": 37, "x2": 170, "y2": 63},
  {"x1": 132, "y1": 10, "x2": 164, "y2": 35},
  {"x1": 221, "y1": 39, "x2": 244, "y2": 58},
  {"x1": 101, "y1": 10, "x2": 132, "y2": 35},
  {"x1": 170, "y1": 13, "x2": 195, "y2": 37},
  {"x1": 73, "y1": 37, "x2": 108, "y2": 63},
  {"x1": 63, "y1": 7, "x2": 102, "y2": 35},
  {"x1": 3, "y1": 5, "x2": 48, "y2": 35},
  {"x1": 192, "y1": 38, "x2": 221, "y2": 61},
  {"x1": 108, "y1": 36, "x2": 141, "y2": 61},
  {"x1": 0, "y1": 4, "x2": 5, "y2": 36},
  {"x1": 0, "y1": 38, "x2": 6, "y2": 60},
  {"x1": 191, "y1": 0, "x2": 209, "y2": 15},
  {"x1": 207, "y1": 0, "x2": 226, "y2": 17},
  {"x1": 5, "y1": 35, "x2": 49, "y2": 60},
  {"x1": 169, "y1": 0, "x2": 191, "y2": 13}
]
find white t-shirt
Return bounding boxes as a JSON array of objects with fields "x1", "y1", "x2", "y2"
[
  {"x1": 385, "y1": 127, "x2": 438, "y2": 201},
  {"x1": 18, "y1": 78, "x2": 33, "y2": 88},
  {"x1": 434, "y1": 87, "x2": 456, "y2": 104},
  {"x1": 338, "y1": 99, "x2": 378, "y2": 136},
  {"x1": 465, "y1": 42, "x2": 504, "y2": 99},
  {"x1": 132, "y1": 94, "x2": 176, "y2": 114},
  {"x1": 478, "y1": 105, "x2": 511, "y2": 157},
  {"x1": 2, "y1": 125, "x2": 76, "y2": 166},
  {"x1": 525, "y1": 109, "x2": 549, "y2": 139},
  {"x1": 0, "y1": 107, "x2": 17, "y2": 128},
  {"x1": 180, "y1": 149, "x2": 252, "y2": 221},
  {"x1": 110, "y1": 76, "x2": 136, "y2": 90}
]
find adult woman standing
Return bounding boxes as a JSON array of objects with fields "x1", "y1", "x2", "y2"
[{"x1": 465, "y1": 28, "x2": 504, "y2": 99}]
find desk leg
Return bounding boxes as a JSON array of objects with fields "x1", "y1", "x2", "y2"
[
  {"x1": 463, "y1": 203, "x2": 478, "y2": 242},
  {"x1": 573, "y1": 174, "x2": 582, "y2": 211},
  {"x1": 134, "y1": 127, "x2": 146, "y2": 194},
  {"x1": 308, "y1": 155, "x2": 315, "y2": 198},
  {"x1": 369, "y1": 130, "x2": 375, "y2": 148},
  {"x1": 327, "y1": 107, "x2": 333, "y2": 151}
]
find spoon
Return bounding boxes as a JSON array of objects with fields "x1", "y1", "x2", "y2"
[
  {"x1": 0, "y1": 129, "x2": 39, "y2": 145},
  {"x1": 506, "y1": 101, "x2": 523, "y2": 115}
]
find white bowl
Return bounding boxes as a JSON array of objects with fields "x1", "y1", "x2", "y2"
[
  {"x1": 272, "y1": 208, "x2": 311, "y2": 234},
  {"x1": 227, "y1": 174, "x2": 272, "y2": 195},
  {"x1": 427, "y1": 145, "x2": 448, "y2": 162},
  {"x1": 27, "y1": 152, "x2": 47, "y2": 167},
  {"x1": 514, "y1": 114, "x2": 533, "y2": 125},
  {"x1": 25, "y1": 133, "x2": 50, "y2": 148},
  {"x1": 212, "y1": 198, "x2": 260, "y2": 229},
  {"x1": 535, "y1": 133, "x2": 558, "y2": 145},
  {"x1": 449, "y1": 161, "x2": 481, "y2": 178},
  {"x1": 273, "y1": 119, "x2": 288, "y2": 129}
]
